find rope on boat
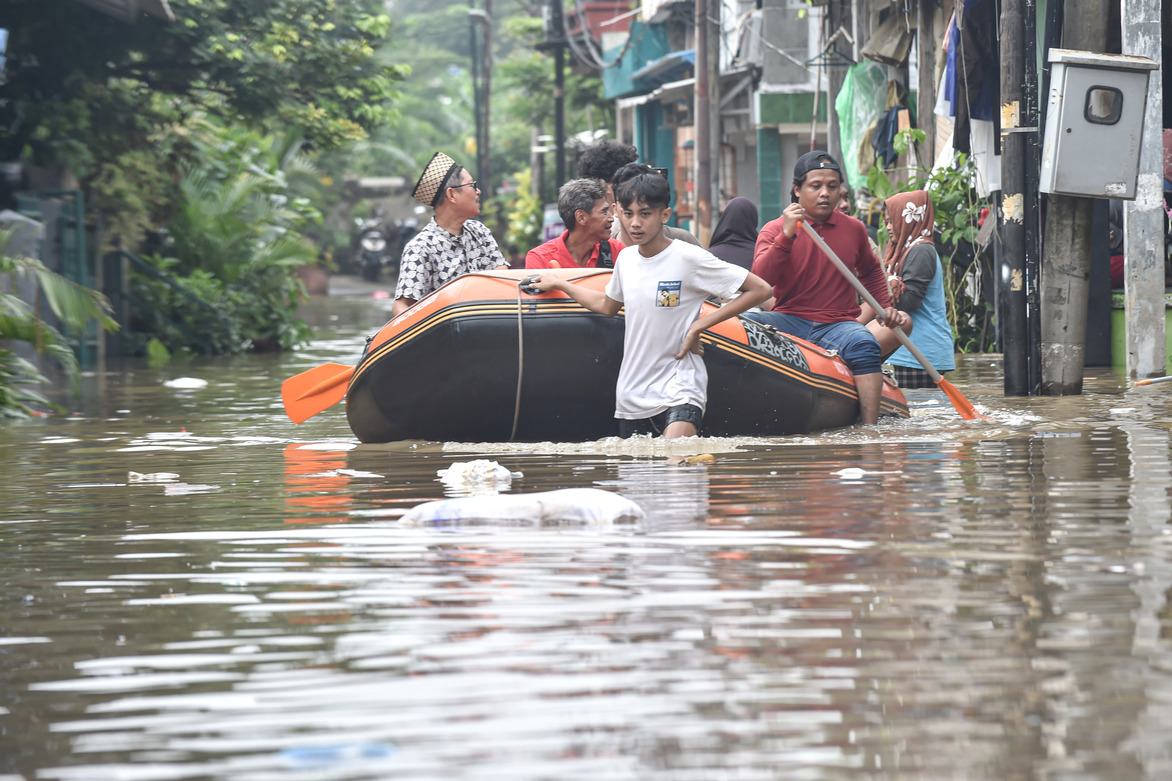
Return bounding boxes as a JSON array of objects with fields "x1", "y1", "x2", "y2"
[{"x1": 509, "y1": 282, "x2": 526, "y2": 441}]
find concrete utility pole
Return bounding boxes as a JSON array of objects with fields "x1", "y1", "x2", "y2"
[
  {"x1": 916, "y1": 0, "x2": 937, "y2": 167},
  {"x1": 1121, "y1": 0, "x2": 1166, "y2": 380},
  {"x1": 695, "y1": 0, "x2": 712, "y2": 244},
  {"x1": 1039, "y1": 0, "x2": 1108, "y2": 395},
  {"x1": 999, "y1": 0, "x2": 1030, "y2": 394},
  {"x1": 1022, "y1": 0, "x2": 1041, "y2": 393},
  {"x1": 538, "y1": 0, "x2": 567, "y2": 188},
  {"x1": 483, "y1": 0, "x2": 493, "y2": 195},
  {"x1": 822, "y1": 0, "x2": 849, "y2": 173},
  {"x1": 469, "y1": 4, "x2": 492, "y2": 195},
  {"x1": 707, "y1": 0, "x2": 721, "y2": 233},
  {"x1": 469, "y1": 4, "x2": 483, "y2": 179}
]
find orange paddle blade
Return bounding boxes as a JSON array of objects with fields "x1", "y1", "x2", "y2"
[
  {"x1": 281, "y1": 363, "x2": 355, "y2": 424},
  {"x1": 936, "y1": 377, "x2": 989, "y2": 421}
]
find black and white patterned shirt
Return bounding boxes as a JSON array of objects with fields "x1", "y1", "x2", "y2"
[{"x1": 395, "y1": 218, "x2": 507, "y2": 301}]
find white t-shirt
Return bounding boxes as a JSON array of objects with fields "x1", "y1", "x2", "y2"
[{"x1": 604, "y1": 240, "x2": 748, "y2": 419}]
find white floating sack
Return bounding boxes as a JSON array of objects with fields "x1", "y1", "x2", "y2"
[{"x1": 401, "y1": 488, "x2": 645, "y2": 525}]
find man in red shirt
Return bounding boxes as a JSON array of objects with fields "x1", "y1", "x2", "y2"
[
  {"x1": 748, "y1": 151, "x2": 907, "y2": 425},
  {"x1": 526, "y1": 179, "x2": 625, "y2": 269}
]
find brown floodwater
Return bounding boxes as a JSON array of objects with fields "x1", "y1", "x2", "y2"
[{"x1": 2, "y1": 283, "x2": 1171, "y2": 780}]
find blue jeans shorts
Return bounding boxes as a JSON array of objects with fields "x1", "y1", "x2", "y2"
[
  {"x1": 743, "y1": 311, "x2": 883, "y2": 375},
  {"x1": 618, "y1": 403, "x2": 703, "y2": 438}
]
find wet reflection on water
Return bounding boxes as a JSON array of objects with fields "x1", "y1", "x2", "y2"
[{"x1": 2, "y1": 287, "x2": 1172, "y2": 779}]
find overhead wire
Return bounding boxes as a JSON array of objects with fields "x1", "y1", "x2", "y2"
[{"x1": 556, "y1": 0, "x2": 814, "y2": 76}]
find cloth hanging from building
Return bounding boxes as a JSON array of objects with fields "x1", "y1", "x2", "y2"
[
  {"x1": 935, "y1": 48, "x2": 1000, "y2": 195},
  {"x1": 871, "y1": 106, "x2": 906, "y2": 168},
  {"x1": 860, "y1": 10, "x2": 915, "y2": 67},
  {"x1": 941, "y1": 0, "x2": 1000, "y2": 156},
  {"x1": 833, "y1": 61, "x2": 888, "y2": 191}
]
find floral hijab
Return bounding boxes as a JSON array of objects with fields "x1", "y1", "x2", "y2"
[{"x1": 882, "y1": 191, "x2": 935, "y2": 278}]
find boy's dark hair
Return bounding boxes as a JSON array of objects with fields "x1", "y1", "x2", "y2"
[
  {"x1": 616, "y1": 172, "x2": 671, "y2": 210},
  {"x1": 576, "y1": 140, "x2": 639, "y2": 181},
  {"x1": 610, "y1": 162, "x2": 653, "y2": 191}
]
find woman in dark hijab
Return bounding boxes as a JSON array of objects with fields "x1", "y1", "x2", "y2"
[{"x1": 707, "y1": 197, "x2": 759, "y2": 270}]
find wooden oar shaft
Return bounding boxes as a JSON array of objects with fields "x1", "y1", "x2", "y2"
[{"x1": 797, "y1": 220, "x2": 942, "y2": 383}]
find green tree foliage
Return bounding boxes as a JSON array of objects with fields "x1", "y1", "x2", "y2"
[
  {"x1": 2, "y1": 0, "x2": 404, "y2": 159},
  {"x1": 313, "y1": 0, "x2": 612, "y2": 247},
  {"x1": 0, "y1": 228, "x2": 116, "y2": 417},
  {"x1": 1, "y1": 0, "x2": 405, "y2": 250},
  {"x1": 503, "y1": 169, "x2": 542, "y2": 252},
  {"x1": 127, "y1": 121, "x2": 320, "y2": 356}
]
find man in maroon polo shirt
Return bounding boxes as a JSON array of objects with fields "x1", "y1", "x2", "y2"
[{"x1": 747, "y1": 150, "x2": 908, "y2": 425}]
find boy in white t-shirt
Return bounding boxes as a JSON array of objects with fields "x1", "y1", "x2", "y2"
[{"x1": 530, "y1": 172, "x2": 771, "y2": 438}]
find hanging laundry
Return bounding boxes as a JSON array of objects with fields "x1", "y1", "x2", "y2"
[
  {"x1": 945, "y1": 0, "x2": 1000, "y2": 156},
  {"x1": 871, "y1": 105, "x2": 907, "y2": 168}
]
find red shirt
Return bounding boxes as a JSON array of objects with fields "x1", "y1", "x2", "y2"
[
  {"x1": 752, "y1": 211, "x2": 891, "y2": 323},
  {"x1": 525, "y1": 231, "x2": 625, "y2": 269}
]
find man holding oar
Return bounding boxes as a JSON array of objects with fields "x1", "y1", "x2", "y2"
[
  {"x1": 392, "y1": 152, "x2": 508, "y2": 317},
  {"x1": 748, "y1": 151, "x2": 908, "y2": 425}
]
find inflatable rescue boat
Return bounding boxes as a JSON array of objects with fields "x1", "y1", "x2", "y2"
[{"x1": 345, "y1": 268, "x2": 909, "y2": 443}]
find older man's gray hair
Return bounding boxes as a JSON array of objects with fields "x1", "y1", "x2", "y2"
[{"x1": 557, "y1": 178, "x2": 608, "y2": 229}]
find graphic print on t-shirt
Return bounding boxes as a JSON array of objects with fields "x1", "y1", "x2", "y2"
[{"x1": 656, "y1": 280, "x2": 681, "y2": 307}]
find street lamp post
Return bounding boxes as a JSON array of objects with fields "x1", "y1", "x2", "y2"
[
  {"x1": 468, "y1": 6, "x2": 493, "y2": 196},
  {"x1": 537, "y1": 0, "x2": 567, "y2": 188}
]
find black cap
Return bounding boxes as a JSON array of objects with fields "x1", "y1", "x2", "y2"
[{"x1": 793, "y1": 150, "x2": 841, "y2": 183}]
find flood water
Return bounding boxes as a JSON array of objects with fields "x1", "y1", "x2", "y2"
[{"x1": 3, "y1": 280, "x2": 1172, "y2": 780}]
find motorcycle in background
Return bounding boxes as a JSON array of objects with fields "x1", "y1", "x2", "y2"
[{"x1": 354, "y1": 217, "x2": 394, "y2": 282}]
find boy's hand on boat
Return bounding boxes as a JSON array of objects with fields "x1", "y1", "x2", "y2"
[{"x1": 526, "y1": 274, "x2": 560, "y2": 294}]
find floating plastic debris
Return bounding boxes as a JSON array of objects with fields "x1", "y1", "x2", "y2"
[
  {"x1": 163, "y1": 377, "x2": 208, "y2": 389},
  {"x1": 127, "y1": 471, "x2": 181, "y2": 483},
  {"x1": 401, "y1": 487, "x2": 645, "y2": 525},
  {"x1": 436, "y1": 459, "x2": 522, "y2": 492},
  {"x1": 162, "y1": 483, "x2": 221, "y2": 496},
  {"x1": 834, "y1": 467, "x2": 868, "y2": 480}
]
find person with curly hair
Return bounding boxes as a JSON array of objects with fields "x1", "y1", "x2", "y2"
[{"x1": 575, "y1": 140, "x2": 639, "y2": 192}]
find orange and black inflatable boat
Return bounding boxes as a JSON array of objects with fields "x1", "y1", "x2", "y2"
[{"x1": 345, "y1": 268, "x2": 909, "y2": 443}]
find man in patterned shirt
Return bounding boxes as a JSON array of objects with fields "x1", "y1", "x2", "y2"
[{"x1": 392, "y1": 152, "x2": 508, "y2": 316}]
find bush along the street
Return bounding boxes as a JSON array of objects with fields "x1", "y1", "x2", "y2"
[
  {"x1": 127, "y1": 125, "x2": 320, "y2": 356},
  {"x1": 0, "y1": 228, "x2": 117, "y2": 417},
  {"x1": 127, "y1": 254, "x2": 314, "y2": 358}
]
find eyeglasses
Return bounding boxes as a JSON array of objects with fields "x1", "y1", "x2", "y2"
[{"x1": 450, "y1": 180, "x2": 479, "y2": 191}]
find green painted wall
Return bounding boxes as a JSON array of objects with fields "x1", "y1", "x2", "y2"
[
  {"x1": 756, "y1": 127, "x2": 783, "y2": 228},
  {"x1": 758, "y1": 92, "x2": 828, "y2": 125}
]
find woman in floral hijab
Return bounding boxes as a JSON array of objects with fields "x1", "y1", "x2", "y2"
[{"x1": 865, "y1": 190, "x2": 956, "y2": 389}]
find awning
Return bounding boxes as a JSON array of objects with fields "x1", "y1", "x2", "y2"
[{"x1": 631, "y1": 49, "x2": 695, "y2": 87}]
